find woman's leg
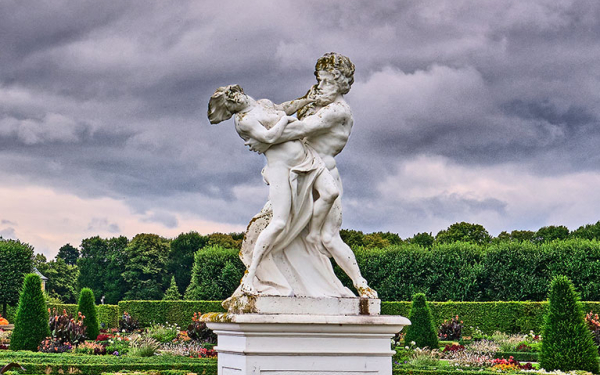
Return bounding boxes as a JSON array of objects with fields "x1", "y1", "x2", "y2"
[{"x1": 242, "y1": 165, "x2": 293, "y2": 295}]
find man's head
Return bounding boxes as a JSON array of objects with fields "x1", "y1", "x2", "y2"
[
  {"x1": 314, "y1": 52, "x2": 355, "y2": 95},
  {"x1": 208, "y1": 84, "x2": 247, "y2": 124}
]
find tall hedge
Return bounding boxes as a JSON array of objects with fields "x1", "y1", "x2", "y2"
[
  {"x1": 10, "y1": 274, "x2": 50, "y2": 351},
  {"x1": 404, "y1": 293, "x2": 438, "y2": 349},
  {"x1": 77, "y1": 288, "x2": 99, "y2": 340},
  {"x1": 540, "y1": 276, "x2": 598, "y2": 373}
]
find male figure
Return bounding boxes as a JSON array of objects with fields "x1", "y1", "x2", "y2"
[
  {"x1": 247, "y1": 53, "x2": 378, "y2": 298},
  {"x1": 208, "y1": 85, "x2": 340, "y2": 295}
]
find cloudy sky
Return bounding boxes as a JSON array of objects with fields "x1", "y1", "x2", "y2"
[{"x1": 1, "y1": 1, "x2": 600, "y2": 258}]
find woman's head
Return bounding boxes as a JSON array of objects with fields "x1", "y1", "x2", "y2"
[{"x1": 208, "y1": 84, "x2": 247, "y2": 124}]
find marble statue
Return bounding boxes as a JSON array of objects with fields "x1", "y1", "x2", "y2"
[
  {"x1": 208, "y1": 52, "x2": 377, "y2": 309},
  {"x1": 204, "y1": 54, "x2": 409, "y2": 375}
]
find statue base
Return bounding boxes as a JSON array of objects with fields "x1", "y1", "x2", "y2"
[
  {"x1": 203, "y1": 310, "x2": 410, "y2": 375},
  {"x1": 223, "y1": 295, "x2": 381, "y2": 315}
]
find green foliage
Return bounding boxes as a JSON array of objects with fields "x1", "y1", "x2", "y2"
[
  {"x1": 184, "y1": 245, "x2": 244, "y2": 301},
  {"x1": 168, "y1": 231, "x2": 208, "y2": 295},
  {"x1": 494, "y1": 230, "x2": 535, "y2": 243},
  {"x1": 0, "y1": 351, "x2": 217, "y2": 375},
  {"x1": 206, "y1": 233, "x2": 241, "y2": 249},
  {"x1": 163, "y1": 276, "x2": 182, "y2": 300},
  {"x1": 42, "y1": 257, "x2": 79, "y2": 303},
  {"x1": 147, "y1": 322, "x2": 180, "y2": 343},
  {"x1": 572, "y1": 221, "x2": 600, "y2": 241},
  {"x1": 435, "y1": 222, "x2": 491, "y2": 245},
  {"x1": 0, "y1": 239, "x2": 34, "y2": 316},
  {"x1": 78, "y1": 236, "x2": 129, "y2": 304},
  {"x1": 540, "y1": 276, "x2": 599, "y2": 373},
  {"x1": 97, "y1": 304, "x2": 119, "y2": 329},
  {"x1": 57, "y1": 243, "x2": 79, "y2": 265},
  {"x1": 117, "y1": 300, "x2": 225, "y2": 327},
  {"x1": 409, "y1": 232, "x2": 435, "y2": 248},
  {"x1": 122, "y1": 234, "x2": 170, "y2": 300},
  {"x1": 533, "y1": 225, "x2": 570, "y2": 244},
  {"x1": 10, "y1": 273, "x2": 50, "y2": 351},
  {"x1": 404, "y1": 293, "x2": 439, "y2": 349},
  {"x1": 77, "y1": 288, "x2": 99, "y2": 340}
]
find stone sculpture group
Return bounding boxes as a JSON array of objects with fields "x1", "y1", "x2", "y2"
[
  {"x1": 208, "y1": 53, "x2": 377, "y2": 305},
  {"x1": 205, "y1": 53, "x2": 408, "y2": 374}
]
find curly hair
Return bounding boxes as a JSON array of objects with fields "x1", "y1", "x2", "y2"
[{"x1": 314, "y1": 52, "x2": 355, "y2": 95}]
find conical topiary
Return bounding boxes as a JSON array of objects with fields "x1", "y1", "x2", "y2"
[
  {"x1": 404, "y1": 293, "x2": 438, "y2": 349},
  {"x1": 77, "y1": 288, "x2": 99, "y2": 340},
  {"x1": 163, "y1": 276, "x2": 182, "y2": 300},
  {"x1": 10, "y1": 273, "x2": 50, "y2": 351},
  {"x1": 540, "y1": 275, "x2": 599, "y2": 373}
]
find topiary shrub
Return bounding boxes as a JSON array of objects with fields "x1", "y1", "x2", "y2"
[
  {"x1": 77, "y1": 288, "x2": 99, "y2": 340},
  {"x1": 404, "y1": 293, "x2": 439, "y2": 349},
  {"x1": 163, "y1": 276, "x2": 182, "y2": 300},
  {"x1": 540, "y1": 275, "x2": 599, "y2": 373},
  {"x1": 10, "y1": 273, "x2": 50, "y2": 351}
]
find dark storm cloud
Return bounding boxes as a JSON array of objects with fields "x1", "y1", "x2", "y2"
[{"x1": 1, "y1": 0, "x2": 600, "y2": 235}]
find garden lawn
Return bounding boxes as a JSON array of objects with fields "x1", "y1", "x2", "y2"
[{"x1": 0, "y1": 351, "x2": 217, "y2": 375}]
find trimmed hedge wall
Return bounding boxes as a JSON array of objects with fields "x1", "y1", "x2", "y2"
[
  {"x1": 118, "y1": 300, "x2": 225, "y2": 327},
  {"x1": 383, "y1": 301, "x2": 600, "y2": 335},
  {"x1": 0, "y1": 351, "x2": 216, "y2": 375}
]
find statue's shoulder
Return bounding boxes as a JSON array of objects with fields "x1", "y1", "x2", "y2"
[
  {"x1": 256, "y1": 98, "x2": 275, "y2": 108},
  {"x1": 321, "y1": 100, "x2": 352, "y2": 120}
]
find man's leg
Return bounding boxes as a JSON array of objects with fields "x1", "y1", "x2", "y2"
[
  {"x1": 305, "y1": 170, "x2": 339, "y2": 253},
  {"x1": 321, "y1": 199, "x2": 378, "y2": 298}
]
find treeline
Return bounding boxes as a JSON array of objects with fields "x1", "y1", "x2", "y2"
[
  {"x1": 32, "y1": 232, "x2": 244, "y2": 305},
  {"x1": 4, "y1": 220, "x2": 600, "y2": 305}
]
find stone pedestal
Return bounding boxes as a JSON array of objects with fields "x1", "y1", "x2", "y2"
[{"x1": 204, "y1": 298, "x2": 410, "y2": 375}]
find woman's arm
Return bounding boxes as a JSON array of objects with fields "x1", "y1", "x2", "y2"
[{"x1": 237, "y1": 114, "x2": 291, "y2": 145}]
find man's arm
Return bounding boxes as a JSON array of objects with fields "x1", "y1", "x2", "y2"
[
  {"x1": 274, "y1": 98, "x2": 315, "y2": 115},
  {"x1": 277, "y1": 102, "x2": 349, "y2": 142}
]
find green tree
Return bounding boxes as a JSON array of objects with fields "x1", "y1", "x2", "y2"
[
  {"x1": 436, "y1": 222, "x2": 491, "y2": 245},
  {"x1": 163, "y1": 276, "x2": 182, "y2": 300},
  {"x1": 77, "y1": 236, "x2": 109, "y2": 301},
  {"x1": 534, "y1": 225, "x2": 570, "y2": 244},
  {"x1": 207, "y1": 233, "x2": 242, "y2": 249},
  {"x1": 32, "y1": 253, "x2": 47, "y2": 271},
  {"x1": 408, "y1": 232, "x2": 435, "y2": 248},
  {"x1": 540, "y1": 275, "x2": 598, "y2": 373},
  {"x1": 571, "y1": 221, "x2": 600, "y2": 241},
  {"x1": 57, "y1": 243, "x2": 79, "y2": 265},
  {"x1": 44, "y1": 258, "x2": 79, "y2": 303},
  {"x1": 102, "y1": 236, "x2": 129, "y2": 304},
  {"x1": 185, "y1": 246, "x2": 244, "y2": 300},
  {"x1": 0, "y1": 239, "x2": 34, "y2": 317},
  {"x1": 78, "y1": 236, "x2": 129, "y2": 304},
  {"x1": 122, "y1": 234, "x2": 169, "y2": 300},
  {"x1": 77, "y1": 288, "x2": 99, "y2": 340},
  {"x1": 404, "y1": 293, "x2": 439, "y2": 349},
  {"x1": 339, "y1": 229, "x2": 365, "y2": 249},
  {"x1": 10, "y1": 274, "x2": 50, "y2": 351},
  {"x1": 168, "y1": 231, "x2": 208, "y2": 295}
]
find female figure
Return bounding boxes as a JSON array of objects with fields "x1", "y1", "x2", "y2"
[{"x1": 208, "y1": 85, "x2": 339, "y2": 295}]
